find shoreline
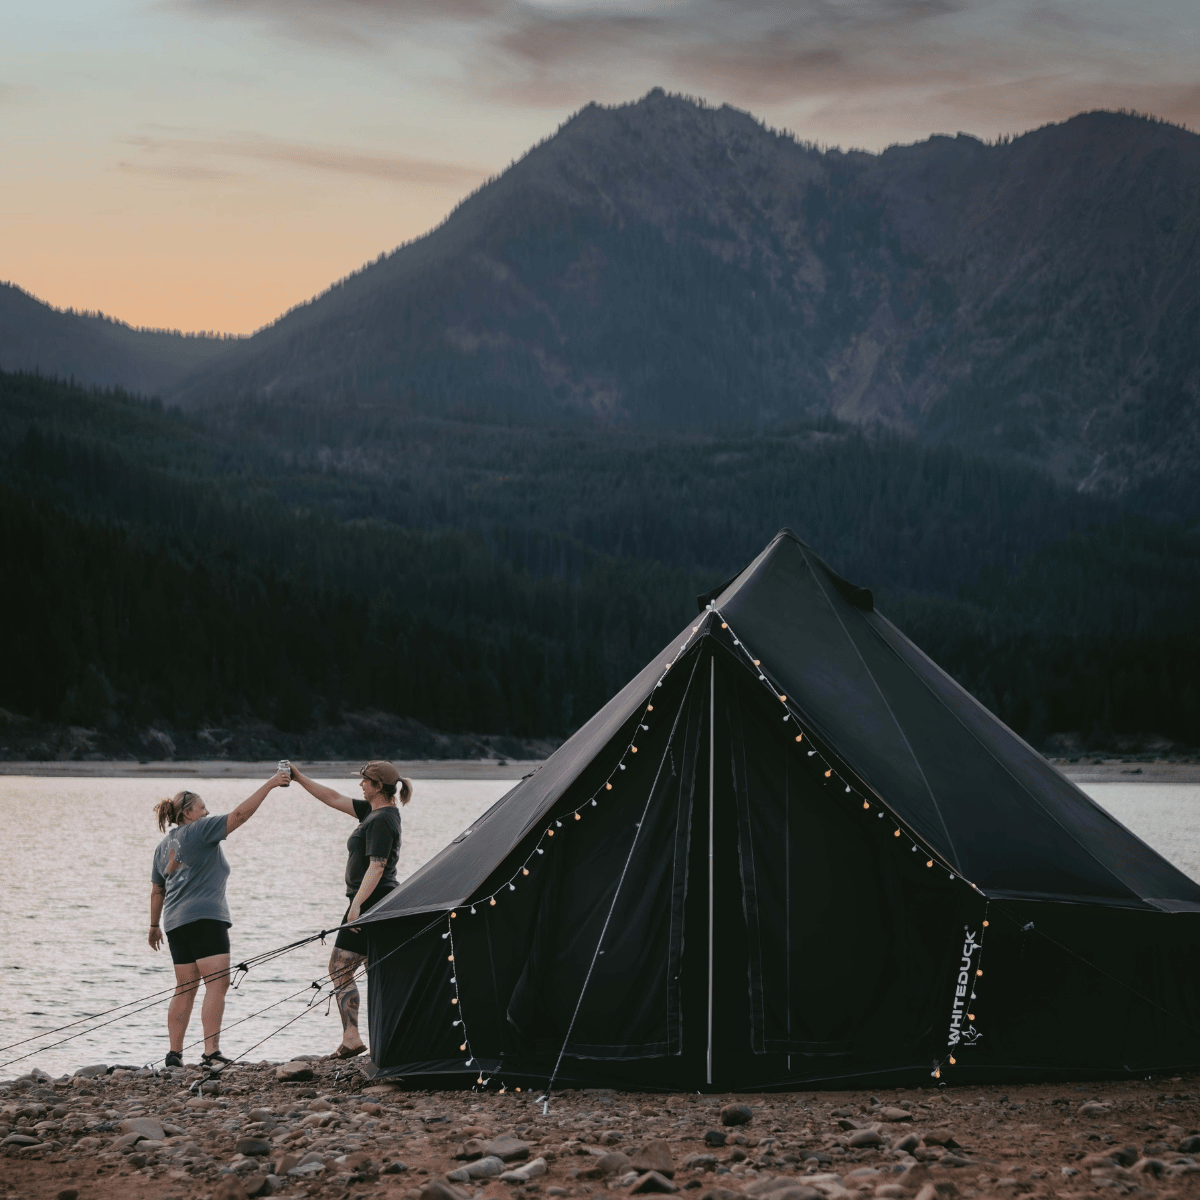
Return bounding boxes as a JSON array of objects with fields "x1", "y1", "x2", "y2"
[
  {"x1": 5, "y1": 1059, "x2": 1200, "y2": 1200},
  {"x1": 2, "y1": 759, "x2": 1199, "y2": 783}
]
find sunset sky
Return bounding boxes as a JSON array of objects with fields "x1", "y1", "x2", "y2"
[{"x1": 4, "y1": 0, "x2": 1199, "y2": 334}]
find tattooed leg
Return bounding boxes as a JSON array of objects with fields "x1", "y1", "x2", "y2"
[{"x1": 329, "y1": 947, "x2": 367, "y2": 1050}]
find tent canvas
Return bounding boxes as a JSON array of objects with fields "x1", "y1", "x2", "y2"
[{"x1": 356, "y1": 530, "x2": 1200, "y2": 1090}]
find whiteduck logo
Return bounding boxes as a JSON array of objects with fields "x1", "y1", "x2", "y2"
[{"x1": 947, "y1": 926, "x2": 981, "y2": 1048}]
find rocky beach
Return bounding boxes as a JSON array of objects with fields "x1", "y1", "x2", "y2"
[{"x1": 5, "y1": 1059, "x2": 1200, "y2": 1200}]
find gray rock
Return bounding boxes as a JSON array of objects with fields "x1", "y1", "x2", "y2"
[
  {"x1": 275, "y1": 1062, "x2": 315, "y2": 1082},
  {"x1": 878, "y1": 1107, "x2": 912, "y2": 1123},
  {"x1": 631, "y1": 1140, "x2": 676, "y2": 1178},
  {"x1": 1132, "y1": 1158, "x2": 1167, "y2": 1177},
  {"x1": 454, "y1": 1137, "x2": 487, "y2": 1160},
  {"x1": 499, "y1": 1157, "x2": 548, "y2": 1183},
  {"x1": 464, "y1": 1156, "x2": 505, "y2": 1179},
  {"x1": 288, "y1": 1160, "x2": 324, "y2": 1177},
  {"x1": 768, "y1": 1190, "x2": 823, "y2": 1200},
  {"x1": 703, "y1": 1131, "x2": 727, "y2": 1147},
  {"x1": 419, "y1": 1179, "x2": 471, "y2": 1200},
  {"x1": 242, "y1": 1175, "x2": 270, "y2": 1197},
  {"x1": 2, "y1": 1134, "x2": 42, "y2": 1146},
  {"x1": 846, "y1": 1130, "x2": 884, "y2": 1149},
  {"x1": 893, "y1": 1134, "x2": 920, "y2": 1153},
  {"x1": 1182, "y1": 1137, "x2": 1200, "y2": 1155},
  {"x1": 580, "y1": 1151, "x2": 632, "y2": 1179},
  {"x1": 1078, "y1": 1102, "x2": 1110, "y2": 1117},
  {"x1": 236, "y1": 1137, "x2": 273, "y2": 1157},
  {"x1": 383, "y1": 1161, "x2": 409, "y2": 1174},
  {"x1": 683, "y1": 1154, "x2": 717, "y2": 1171},
  {"x1": 446, "y1": 1168, "x2": 471, "y2": 1183},
  {"x1": 484, "y1": 1135, "x2": 532, "y2": 1162},
  {"x1": 73, "y1": 1065, "x2": 108, "y2": 1079},
  {"x1": 119, "y1": 1117, "x2": 166, "y2": 1141},
  {"x1": 631, "y1": 1171, "x2": 679, "y2": 1194},
  {"x1": 719, "y1": 1104, "x2": 753, "y2": 1127}
]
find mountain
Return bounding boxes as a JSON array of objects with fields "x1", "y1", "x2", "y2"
[
  {"x1": 0, "y1": 282, "x2": 237, "y2": 397},
  {"x1": 167, "y1": 92, "x2": 1200, "y2": 514}
]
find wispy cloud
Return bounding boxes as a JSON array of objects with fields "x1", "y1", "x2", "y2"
[
  {"x1": 181, "y1": 0, "x2": 1200, "y2": 135},
  {"x1": 120, "y1": 127, "x2": 486, "y2": 186}
]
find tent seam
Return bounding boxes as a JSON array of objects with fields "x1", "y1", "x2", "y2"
[{"x1": 801, "y1": 546, "x2": 962, "y2": 870}]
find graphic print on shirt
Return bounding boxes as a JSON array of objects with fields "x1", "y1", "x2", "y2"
[{"x1": 166, "y1": 836, "x2": 188, "y2": 880}]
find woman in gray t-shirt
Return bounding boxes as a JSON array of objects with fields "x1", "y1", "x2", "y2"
[{"x1": 149, "y1": 770, "x2": 288, "y2": 1068}]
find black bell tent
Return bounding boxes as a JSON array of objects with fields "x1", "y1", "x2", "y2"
[{"x1": 355, "y1": 530, "x2": 1200, "y2": 1090}]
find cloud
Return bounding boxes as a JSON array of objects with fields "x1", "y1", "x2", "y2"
[
  {"x1": 120, "y1": 127, "x2": 487, "y2": 187},
  {"x1": 117, "y1": 159, "x2": 237, "y2": 181},
  {"x1": 181, "y1": 0, "x2": 1200, "y2": 141}
]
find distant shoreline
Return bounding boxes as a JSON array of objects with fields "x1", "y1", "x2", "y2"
[
  {"x1": 1, "y1": 758, "x2": 1198, "y2": 782},
  {"x1": 0, "y1": 758, "x2": 540, "y2": 780}
]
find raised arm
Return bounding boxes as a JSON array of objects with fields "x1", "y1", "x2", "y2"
[
  {"x1": 226, "y1": 770, "x2": 289, "y2": 835},
  {"x1": 289, "y1": 765, "x2": 357, "y2": 816}
]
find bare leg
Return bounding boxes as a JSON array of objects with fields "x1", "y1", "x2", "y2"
[
  {"x1": 168, "y1": 964, "x2": 201, "y2": 1053},
  {"x1": 328, "y1": 947, "x2": 367, "y2": 1052},
  {"x1": 196, "y1": 953, "x2": 231, "y2": 1056}
]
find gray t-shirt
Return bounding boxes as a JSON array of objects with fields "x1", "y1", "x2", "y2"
[{"x1": 150, "y1": 814, "x2": 231, "y2": 932}]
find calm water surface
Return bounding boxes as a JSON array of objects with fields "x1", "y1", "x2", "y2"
[
  {"x1": 0, "y1": 776, "x2": 509, "y2": 1077},
  {"x1": 1, "y1": 778, "x2": 1197, "y2": 1077}
]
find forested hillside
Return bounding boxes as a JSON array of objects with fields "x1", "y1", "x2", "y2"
[
  {"x1": 2, "y1": 371, "x2": 1197, "y2": 760},
  {"x1": 167, "y1": 94, "x2": 1200, "y2": 516}
]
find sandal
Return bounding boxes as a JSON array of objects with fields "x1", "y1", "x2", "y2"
[
  {"x1": 327, "y1": 1043, "x2": 366, "y2": 1060},
  {"x1": 201, "y1": 1050, "x2": 235, "y2": 1069},
  {"x1": 165, "y1": 1050, "x2": 184, "y2": 1069}
]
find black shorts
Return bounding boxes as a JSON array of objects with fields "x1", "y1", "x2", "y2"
[
  {"x1": 166, "y1": 919, "x2": 231, "y2": 965},
  {"x1": 333, "y1": 889, "x2": 389, "y2": 956}
]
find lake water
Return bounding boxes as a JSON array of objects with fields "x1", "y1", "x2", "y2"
[{"x1": 1, "y1": 778, "x2": 1198, "y2": 1078}]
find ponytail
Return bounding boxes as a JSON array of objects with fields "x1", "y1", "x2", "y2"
[
  {"x1": 398, "y1": 777, "x2": 412, "y2": 806},
  {"x1": 378, "y1": 777, "x2": 413, "y2": 806},
  {"x1": 153, "y1": 790, "x2": 200, "y2": 832}
]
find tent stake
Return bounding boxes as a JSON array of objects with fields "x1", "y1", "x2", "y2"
[{"x1": 707, "y1": 655, "x2": 715, "y2": 1087}]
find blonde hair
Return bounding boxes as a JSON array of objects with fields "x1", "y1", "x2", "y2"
[{"x1": 153, "y1": 790, "x2": 200, "y2": 832}]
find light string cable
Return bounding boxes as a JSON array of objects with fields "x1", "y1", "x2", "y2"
[
  {"x1": 454, "y1": 613, "x2": 712, "y2": 915},
  {"x1": 707, "y1": 603, "x2": 995, "y2": 1077},
  {"x1": 0, "y1": 932, "x2": 330, "y2": 1071},
  {"x1": 541, "y1": 652, "x2": 702, "y2": 1112},
  {"x1": 189, "y1": 914, "x2": 450, "y2": 1067},
  {"x1": 0, "y1": 931, "x2": 326, "y2": 1060}
]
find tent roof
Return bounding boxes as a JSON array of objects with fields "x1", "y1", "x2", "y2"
[{"x1": 362, "y1": 529, "x2": 1200, "y2": 924}]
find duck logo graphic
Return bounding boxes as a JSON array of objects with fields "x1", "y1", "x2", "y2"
[{"x1": 947, "y1": 925, "x2": 981, "y2": 1048}]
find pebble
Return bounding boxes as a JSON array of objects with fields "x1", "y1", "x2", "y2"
[
  {"x1": 235, "y1": 1136, "x2": 273, "y2": 1156},
  {"x1": 499, "y1": 1156, "x2": 548, "y2": 1183},
  {"x1": 630, "y1": 1170, "x2": 678, "y2": 1194},
  {"x1": 483, "y1": 1134, "x2": 532, "y2": 1162},
  {"x1": 275, "y1": 1061, "x2": 315, "y2": 1082},
  {"x1": 719, "y1": 1104, "x2": 753, "y2": 1127},
  {"x1": 630, "y1": 1139, "x2": 676, "y2": 1178},
  {"x1": 703, "y1": 1131, "x2": 728, "y2": 1147}
]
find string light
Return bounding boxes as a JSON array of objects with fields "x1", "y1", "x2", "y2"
[
  {"x1": 605, "y1": 783, "x2": 612, "y2": 790},
  {"x1": 824, "y1": 769, "x2": 832, "y2": 778},
  {"x1": 795, "y1": 733, "x2": 803, "y2": 742}
]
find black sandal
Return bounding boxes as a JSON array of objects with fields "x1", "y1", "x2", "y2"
[
  {"x1": 201, "y1": 1050, "x2": 235, "y2": 1069},
  {"x1": 165, "y1": 1050, "x2": 184, "y2": 1068}
]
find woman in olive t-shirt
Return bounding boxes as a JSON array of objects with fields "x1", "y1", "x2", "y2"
[{"x1": 288, "y1": 760, "x2": 410, "y2": 1058}]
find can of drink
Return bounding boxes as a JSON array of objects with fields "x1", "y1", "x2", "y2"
[{"x1": 278, "y1": 759, "x2": 292, "y2": 785}]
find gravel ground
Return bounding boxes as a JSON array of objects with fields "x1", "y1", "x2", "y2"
[{"x1": 5, "y1": 1059, "x2": 1200, "y2": 1200}]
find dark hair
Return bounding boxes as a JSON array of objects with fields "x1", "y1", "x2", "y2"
[
  {"x1": 378, "y1": 777, "x2": 413, "y2": 807},
  {"x1": 153, "y1": 790, "x2": 200, "y2": 832}
]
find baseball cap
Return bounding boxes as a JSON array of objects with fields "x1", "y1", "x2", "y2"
[{"x1": 360, "y1": 760, "x2": 402, "y2": 788}]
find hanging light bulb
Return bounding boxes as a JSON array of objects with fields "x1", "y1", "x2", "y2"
[
  {"x1": 983, "y1": 920, "x2": 989, "y2": 928},
  {"x1": 591, "y1": 799, "x2": 597, "y2": 806},
  {"x1": 489, "y1": 898, "x2": 497, "y2": 906},
  {"x1": 863, "y1": 801, "x2": 870, "y2": 809},
  {"x1": 647, "y1": 705, "x2": 653, "y2": 712},
  {"x1": 967, "y1": 1013, "x2": 975, "y2": 1021},
  {"x1": 795, "y1": 733, "x2": 803, "y2": 742},
  {"x1": 574, "y1": 812, "x2": 581, "y2": 820},
  {"x1": 451, "y1": 998, "x2": 458, "y2": 1005},
  {"x1": 753, "y1": 659, "x2": 760, "y2": 667},
  {"x1": 477, "y1": 1075, "x2": 484, "y2": 1085},
  {"x1": 450, "y1": 911, "x2": 457, "y2": 919},
  {"x1": 508, "y1": 882, "x2": 516, "y2": 891},
  {"x1": 934, "y1": 1069, "x2": 941, "y2": 1079},
  {"x1": 547, "y1": 829, "x2": 554, "y2": 837},
  {"x1": 556, "y1": 820, "x2": 563, "y2": 827},
  {"x1": 536, "y1": 848, "x2": 544, "y2": 855},
  {"x1": 631, "y1": 746, "x2": 638, "y2": 753},
  {"x1": 448, "y1": 955, "x2": 455, "y2": 962},
  {"x1": 453, "y1": 1019, "x2": 461, "y2": 1026},
  {"x1": 522, "y1": 868, "x2": 530, "y2": 876},
  {"x1": 845, "y1": 786, "x2": 851, "y2": 793},
  {"x1": 948, "y1": 1055, "x2": 956, "y2": 1065},
  {"x1": 605, "y1": 782, "x2": 612, "y2": 790},
  {"x1": 460, "y1": 1042, "x2": 467, "y2": 1051},
  {"x1": 894, "y1": 830, "x2": 901, "y2": 837},
  {"x1": 824, "y1": 769, "x2": 832, "y2": 778},
  {"x1": 721, "y1": 622, "x2": 728, "y2": 629},
  {"x1": 778, "y1": 694, "x2": 787, "y2": 702},
  {"x1": 470, "y1": 906, "x2": 477, "y2": 914},
  {"x1": 926, "y1": 860, "x2": 933, "y2": 868},
  {"x1": 976, "y1": 969, "x2": 983, "y2": 977}
]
